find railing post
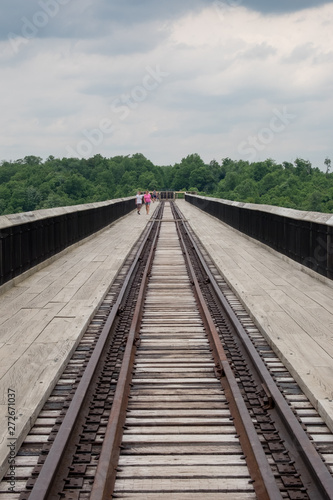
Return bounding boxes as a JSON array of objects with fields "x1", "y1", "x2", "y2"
[{"x1": 328, "y1": 227, "x2": 333, "y2": 279}]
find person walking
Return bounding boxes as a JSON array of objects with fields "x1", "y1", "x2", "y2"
[
  {"x1": 144, "y1": 190, "x2": 152, "y2": 215},
  {"x1": 152, "y1": 189, "x2": 157, "y2": 203},
  {"x1": 135, "y1": 191, "x2": 143, "y2": 214}
]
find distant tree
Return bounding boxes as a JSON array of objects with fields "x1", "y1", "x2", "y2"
[
  {"x1": 252, "y1": 162, "x2": 270, "y2": 182},
  {"x1": 282, "y1": 161, "x2": 294, "y2": 172},
  {"x1": 294, "y1": 158, "x2": 312, "y2": 177},
  {"x1": 324, "y1": 157, "x2": 331, "y2": 176},
  {"x1": 258, "y1": 172, "x2": 279, "y2": 195},
  {"x1": 306, "y1": 191, "x2": 322, "y2": 212},
  {"x1": 234, "y1": 179, "x2": 258, "y2": 201},
  {"x1": 189, "y1": 167, "x2": 214, "y2": 192},
  {"x1": 23, "y1": 155, "x2": 43, "y2": 166},
  {"x1": 138, "y1": 171, "x2": 158, "y2": 191},
  {"x1": 24, "y1": 186, "x2": 42, "y2": 211},
  {"x1": 221, "y1": 157, "x2": 234, "y2": 168},
  {"x1": 209, "y1": 159, "x2": 224, "y2": 183},
  {"x1": 224, "y1": 171, "x2": 239, "y2": 191}
]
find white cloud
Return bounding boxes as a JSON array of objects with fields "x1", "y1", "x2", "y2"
[{"x1": 0, "y1": 2, "x2": 332, "y2": 168}]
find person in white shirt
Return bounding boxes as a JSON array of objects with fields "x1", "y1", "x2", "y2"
[{"x1": 135, "y1": 191, "x2": 143, "y2": 214}]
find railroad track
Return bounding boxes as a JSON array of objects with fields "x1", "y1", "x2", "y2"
[{"x1": 1, "y1": 201, "x2": 333, "y2": 499}]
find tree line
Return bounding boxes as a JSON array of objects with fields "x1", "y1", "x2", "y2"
[{"x1": 0, "y1": 153, "x2": 332, "y2": 215}]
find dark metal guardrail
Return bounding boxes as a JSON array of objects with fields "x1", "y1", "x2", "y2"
[
  {"x1": 160, "y1": 191, "x2": 175, "y2": 200},
  {"x1": 185, "y1": 194, "x2": 333, "y2": 280},
  {"x1": 0, "y1": 198, "x2": 134, "y2": 287}
]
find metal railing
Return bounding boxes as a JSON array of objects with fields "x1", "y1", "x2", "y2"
[
  {"x1": 159, "y1": 191, "x2": 175, "y2": 200},
  {"x1": 185, "y1": 194, "x2": 333, "y2": 280},
  {"x1": 0, "y1": 198, "x2": 134, "y2": 287}
]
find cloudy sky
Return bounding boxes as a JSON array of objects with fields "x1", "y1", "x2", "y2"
[{"x1": 1, "y1": 0, "x2": 333, "y2": 169}]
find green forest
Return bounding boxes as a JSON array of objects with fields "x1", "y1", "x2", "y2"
[{"x1": 0, "y1": 153, "x2": 332, "y2": 215}]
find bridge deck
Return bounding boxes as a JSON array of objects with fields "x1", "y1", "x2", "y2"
[{"x1": 0, "y1": 199, "x2": 333, "y2": 482}]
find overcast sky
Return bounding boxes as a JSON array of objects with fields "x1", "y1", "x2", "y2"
[{"x1": 1, "y1": 0, "x2": 333, "y2": 169}]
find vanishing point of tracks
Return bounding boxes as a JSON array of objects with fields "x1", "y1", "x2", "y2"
[{"x1": 1, "y1": 201, "x2": 333, "y2": 499}]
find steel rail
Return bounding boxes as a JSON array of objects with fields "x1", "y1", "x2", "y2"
[
  {"x1": 90, "y1": 214, "x2": 162, "y2": 500},
  {"x1": 173, "y1": 202, "x2": 333, "y2": 500},
  {"x1": 27, "y1": 206, "x2": 162, "y2": 500},
  {"x1": 173, "y1": 208, "x2": 282, "y2": 500}
]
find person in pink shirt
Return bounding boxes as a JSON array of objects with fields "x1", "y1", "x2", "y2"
[{"x1": 144, "y1": 190, "x2": 152, "y2": 215}]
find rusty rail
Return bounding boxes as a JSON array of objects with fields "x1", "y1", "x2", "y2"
[
  {"x1": 27, "y1": 207, "x2": 162, "y2": 500},
  {"x1": 89, "y1": 215, "x2": 162, "y2": 499},
  {"x1": 174, "y1": 213, "x2": 282, "y2": 500},
  {"x1": 173, "y1": 201, "x2": 333, "y2": 500}
]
